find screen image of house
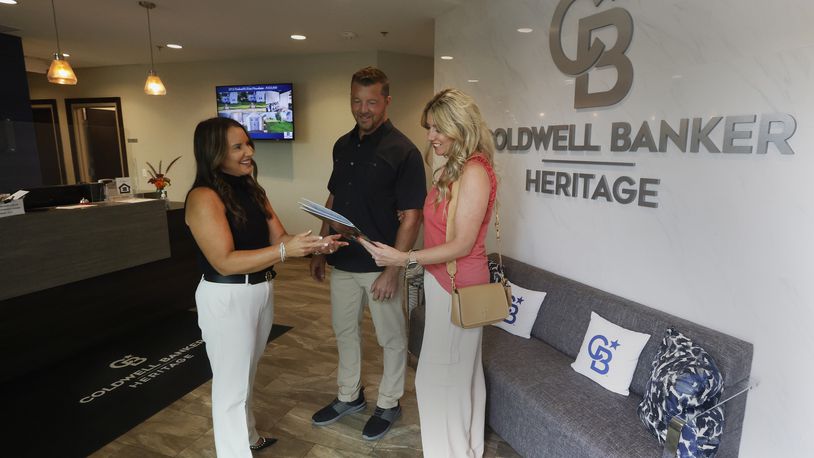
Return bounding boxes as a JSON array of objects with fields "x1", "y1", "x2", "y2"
[
  {"x1": 217, "y1": 85, "x2": 293, "y2": 139},
  {"x1": 261, "y1": 90, "x2": 293, "y2": 134}
]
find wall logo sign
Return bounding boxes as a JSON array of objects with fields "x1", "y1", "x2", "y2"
[
  {"x1": 549, "y1": 0, "x2": 634, "y2": 109},
  {"x1": 492, "y1": 0, "x2": 798, "y2": 210},
  {"x1": 588, "y1": 334, "x2": 620, "y2": 375}
]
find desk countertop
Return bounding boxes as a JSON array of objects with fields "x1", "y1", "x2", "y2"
[{"x1": 0, "y1": 198, "x2": 171, "y2": 301}]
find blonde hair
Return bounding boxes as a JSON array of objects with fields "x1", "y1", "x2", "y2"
[{"x1": 420, "y1": 88, "x2": 495, "y2": 205}]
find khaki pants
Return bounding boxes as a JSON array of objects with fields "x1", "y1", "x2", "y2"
[
  {"x1": 416, "y1": 271, "x2": 486, "y2": 458},
  {"x1": 330, "y1": 268, "x2": 406, "y2": 409}
]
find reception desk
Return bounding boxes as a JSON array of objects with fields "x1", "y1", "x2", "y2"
[{"x1": 0, "y1": 199, "x2": 199, "y2": 381}]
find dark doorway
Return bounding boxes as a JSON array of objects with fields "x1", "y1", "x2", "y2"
[
  {"x1": 65, "y1": 98, "x2": 128, "y2": 183},
  {"x1": 30, "y1": 99, "x2": 67, "y2": 185}
]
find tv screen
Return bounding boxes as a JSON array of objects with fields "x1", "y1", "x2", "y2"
[{"x1": 216, "y1": 83, "x2": 294, "y2": 140}]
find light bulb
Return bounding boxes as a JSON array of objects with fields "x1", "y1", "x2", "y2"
[
  {"x1": 144, "y1": 71, "x2": 166, "y2": 95},
  {"x1": 47, "y1": 54, "x2": 77, "y2": 85}
]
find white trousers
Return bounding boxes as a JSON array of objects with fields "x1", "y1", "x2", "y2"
[
  {"x1": 196, "y1": 278, "x2": 274, "y2": 458},
  {"x1": 330, "y1": 268, "x2": 406, "y2": 408},
  {"x1": 416, "y1": 271, "x2": 486, "y2": 458}
]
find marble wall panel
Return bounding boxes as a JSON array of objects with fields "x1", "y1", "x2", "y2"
[{"x1": 435, "y1": 1, "x2": 814, "y2": 456}]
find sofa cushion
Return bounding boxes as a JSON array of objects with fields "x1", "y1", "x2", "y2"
[
  {"x1": 492, "y1": 281, "x2": 546, "y2": 339},
  {"x1": 638, "y1": 327, "x2": 725, "y2": 457},
  {"x1": 678, "y1": 408, "x2": 726, "y2": 458},
  {"x1": 488, "y1": 258, "x2": 504, "y2": 283},
  {"x1": 571, "y1": 312, "x2": 651, "y2": 396},
  {"x1": 483, "y1": 327, "x2": 661, "y2": 458},
  {"x1": 496, "y1": 255, "x2": 753, "y2": 400}
]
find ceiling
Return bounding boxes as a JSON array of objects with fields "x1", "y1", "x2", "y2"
[{"x1": 0, "y1": 0, "x2": 461, "y2": 70}]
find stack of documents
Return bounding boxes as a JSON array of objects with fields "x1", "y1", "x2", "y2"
[{"x1": 299, "y1": 198, "x2": 369, "y2": 243}]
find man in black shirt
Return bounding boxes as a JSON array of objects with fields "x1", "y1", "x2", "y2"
[{"x1": 310, "y1": 67, "x2": 426, "y2": 440}]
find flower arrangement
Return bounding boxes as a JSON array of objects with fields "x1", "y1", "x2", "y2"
[{"x1": 146, "y1": 156, "x2": 182, "y2": 191}]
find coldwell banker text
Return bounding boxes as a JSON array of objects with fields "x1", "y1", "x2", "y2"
[{"x1": 494, "y1": 113, "x2": 797, "y2": 208}]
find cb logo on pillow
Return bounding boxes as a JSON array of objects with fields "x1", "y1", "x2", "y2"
[
  {"x1": 588, "y1": 334, "x2": 620, "y2": 374},
  {"x1": 504, "y1": 294, "x2": 523, "y2": 324}
]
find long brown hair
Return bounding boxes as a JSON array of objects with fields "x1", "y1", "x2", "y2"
[
  {"x1": 191, "y1": 117, "x2": 271, "y2": 226},
  {"x1": 421, "y1": 88, "x2": 495, "y2": 205}
]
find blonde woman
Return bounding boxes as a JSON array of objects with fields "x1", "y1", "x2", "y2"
[{"x1": 360, "y1": 88, "x2": 497, "y2": 457}]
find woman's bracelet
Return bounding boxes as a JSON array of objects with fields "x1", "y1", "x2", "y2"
[{"x1": 279, "y1": 241, "x2": 286, "y2": 263}]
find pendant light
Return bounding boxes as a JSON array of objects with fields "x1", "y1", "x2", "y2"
[
  {"x1": 46, "y1": 0, "x2": 77, "y2": 85},
  {"x1": 139, "y1": 1, "x2": 166, "y2": 96}
]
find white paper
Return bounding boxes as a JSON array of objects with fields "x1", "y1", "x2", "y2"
[{"x1": 298, "y1": 198, "x2": 369, "y2": 242}]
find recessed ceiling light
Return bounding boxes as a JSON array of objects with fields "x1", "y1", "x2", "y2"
[
  {"x1": 517, "y1": 28, "x2": 533, "y2": 33},
  {"x1": 341, "y1": 31, "x2": 358, "y2": 39},
  {"x1": 166, "y1": 43, "x2": 183, "y2": 49},
  {"x1": 467, "y1": 79, "x2": 479, "y2": 83},
  {"x1": 290, "y1": 34, "x2": 307, "y2": 41},
  {"x1": 0, "y1": 0, "x2": 19, "y2": 5},
  {"x1": 672, "y1": 74, "x2": 683, "y2": 79},
  {"x1": 440, "y1": 55, "x2": 454, "y2": 60}
]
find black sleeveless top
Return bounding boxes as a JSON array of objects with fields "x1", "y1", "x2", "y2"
[{"x1": 194, "y1": 173, "x2": 273, "y2": 277}]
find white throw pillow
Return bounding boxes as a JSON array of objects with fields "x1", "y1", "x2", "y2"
[
  {"x1": 570, "y1": 312, "x2": 651, "y2": 396},
  {"x1": 491, "y1": 281, "x2": 546, "y2": 339}
]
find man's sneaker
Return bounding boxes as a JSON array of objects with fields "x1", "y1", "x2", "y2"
[
  {"x1": 362, "y1": 403, "x2": 401, "y2": 441},
  {"x1": 312, "y1": 387, "x2": 367, "y2": 426}
]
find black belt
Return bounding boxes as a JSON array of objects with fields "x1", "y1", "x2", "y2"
[{"x1": 204, "y1": 270, "x2": 276, "y2": 285}]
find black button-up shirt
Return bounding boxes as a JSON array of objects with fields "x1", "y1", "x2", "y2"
[{"x1": 326, "y1": 119, "x2": 426, "y2": 272}]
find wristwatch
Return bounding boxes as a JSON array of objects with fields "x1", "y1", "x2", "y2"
[{"x1": 406, "y1": 250, "x2": 419, "y2": 270}]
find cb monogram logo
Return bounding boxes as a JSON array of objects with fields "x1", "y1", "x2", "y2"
[
  {"x1": 109, "y1": 354, "x2": 147, "y2": 369},
  {"x1": 549, "y1": 0, "x2": 634, "y2": 109},
  {"x1": 587, "y1": 334, "x2": 620, "y2": 375},
  {"x1": 504, "y1": 294, "x2": 523, "y2": 324}
]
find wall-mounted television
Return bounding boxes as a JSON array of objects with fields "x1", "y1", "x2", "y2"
[{"x1": 216, "y1": 83, "x2": 294, "y2": 140}]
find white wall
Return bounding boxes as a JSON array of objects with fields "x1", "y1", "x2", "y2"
[
  {"x1": 379, "y1": 51, "x2": 435, "y2": 157},
  {"x1": 436, "y1": 0, "x2": 813, "y2": 456},
  {"x1": 27, "y1": 50, "x2": 433, "y2": 233}
]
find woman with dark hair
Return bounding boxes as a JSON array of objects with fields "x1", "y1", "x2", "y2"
[
  {"x1": 360, "y1": 89, "x2": 498, "y2": 457},
  {"x1": 185, "y1": 117, "x2": 345, "y2": 457}
]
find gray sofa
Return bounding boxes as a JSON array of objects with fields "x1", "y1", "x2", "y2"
[{"x1": 408, "y1": 255, "x2": 753, "y2": 457}]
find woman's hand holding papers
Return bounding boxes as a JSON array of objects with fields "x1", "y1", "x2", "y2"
[
  {"x1": 286, "y1": 230, "x2": 348, "y2": 258},
  {"x1": 358, "y1": 239, "x2": 409, "y2": 268}
]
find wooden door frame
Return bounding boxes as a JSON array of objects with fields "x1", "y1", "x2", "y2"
[
  {"x1": 64, "y1": 97, "x2": 128, "y2": 183},
  {"x1": 30, "y1": 98, "x2": 67, "y2": 185}
]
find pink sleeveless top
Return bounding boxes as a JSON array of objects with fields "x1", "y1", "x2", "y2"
[{"x1": 424, "y1": 154, "x2": 497, "y2": 293}]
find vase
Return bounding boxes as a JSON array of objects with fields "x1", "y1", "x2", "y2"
[{"x1": 157, "y1": 189, "x2": 168, "y2": 200}]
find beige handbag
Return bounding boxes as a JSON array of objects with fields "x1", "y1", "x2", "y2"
[{"x1": 446, "y1": 180, "x2": 512, "y2": 329}]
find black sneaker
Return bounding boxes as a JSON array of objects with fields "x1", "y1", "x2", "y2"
[
  {"x1": 362, "y1": 402, "x2": 401, "y2": 441},
  {"x1": 312, "y1": 387, "x2": 367, "y2": 426}
]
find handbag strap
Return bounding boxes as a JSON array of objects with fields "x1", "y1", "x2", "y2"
[{"x1": 444, "y1": 173, "x2": 505, "y2": 291}]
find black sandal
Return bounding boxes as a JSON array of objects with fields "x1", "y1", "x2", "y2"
[{"x1": 250, "y1": 436, "x2": 277, "y2": 451}]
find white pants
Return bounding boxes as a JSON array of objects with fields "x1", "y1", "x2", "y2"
[
  {"x1": 196, "y1": 278, "x2": 274, "y2": 458},
  {"x1": 416, "y1": 271, "x2": 485, "y2": 458},
  {"x1": 330, "y1": 268, "x2": 406, "y2": 408}
]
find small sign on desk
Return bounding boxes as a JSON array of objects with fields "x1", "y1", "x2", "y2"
[
  {"x1": 115, "y1": 177, "x2": 133, "y2": 196},
  {"x1": 0, "y1": 199, "x2": 25, "y2": 218}
]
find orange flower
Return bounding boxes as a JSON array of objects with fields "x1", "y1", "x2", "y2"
[{"x1": 146, "y1": 156, "x2": 182, "y2": 191}]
